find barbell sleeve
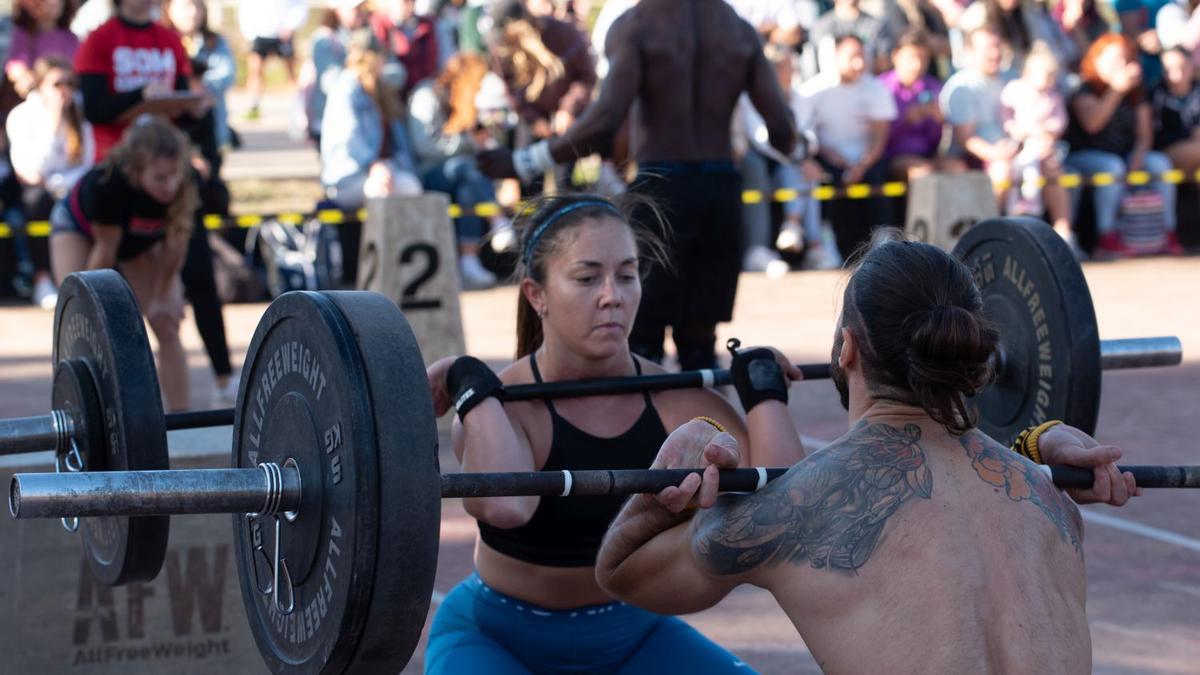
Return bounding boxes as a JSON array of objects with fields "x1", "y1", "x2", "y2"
[
  {"x1": 0, "y1": 411, "x2": 72, "y2": 456},
  {"x1": 1098, "y1": 337, "x2": 1183, "y2": 370},
  {"x1": 0, "y1": 408, "x2": 234, "y2": 457},
  {"x1": 9, "y1": 466, "x2": 302, "y2": 519}
]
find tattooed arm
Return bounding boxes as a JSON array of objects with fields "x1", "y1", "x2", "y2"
[
  {"x1": 696, "y1": 422, "x2": 934, "y2": 576},
  {"x1": 599, "y1": 421, "x2": 939, "y2": 612}
]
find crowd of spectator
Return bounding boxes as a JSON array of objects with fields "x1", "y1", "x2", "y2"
[
  {"x1": 0, "y1": 0, "x2": 1195, "y2": 315},
  {"x1": 729, "y1": 0, "x2": 1193, "y2": 267}
]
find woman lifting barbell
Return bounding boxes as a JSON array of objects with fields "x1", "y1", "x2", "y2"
[
  {"x1": 48, "y1": 117, "x2": 199, "y2": 412},
  {"x1": 424, "y1": 193, "x2": 806, "y2": 672}
]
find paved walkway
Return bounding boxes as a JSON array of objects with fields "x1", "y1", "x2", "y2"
[{"x1": 221, "y1": 90, "x2": 320, "y2": 182}]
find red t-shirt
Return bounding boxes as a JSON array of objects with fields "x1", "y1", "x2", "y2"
[{"x1": 75, "y1": 18, "x2": 191, "y2": 158}]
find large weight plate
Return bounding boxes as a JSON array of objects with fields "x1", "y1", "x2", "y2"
[
  {"x1": 53, "y1": 270, "x2": 169, "y2": 585},
  {"x1": 953, "y1": 218, "x2": 1102, "y2": 445},
  {"x1": 233, "y1": 291, "x2": 440, "y2": 674}
]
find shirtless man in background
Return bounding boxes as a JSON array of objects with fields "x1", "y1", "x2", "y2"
[
  {"x1": 596, "y1": 232, "x2": 1139, "y2": 673},
  {"x1": 482, "y1": 0, "x2": 801, "y2": 371}
]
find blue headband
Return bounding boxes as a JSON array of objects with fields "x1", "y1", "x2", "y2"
[{"x1": 522, "y1": 200, "x2": 623, "y2": 267}]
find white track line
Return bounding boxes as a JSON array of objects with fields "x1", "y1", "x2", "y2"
[{"x1": 1080, "y1": 510, "x2": 1200, "y2": 553}]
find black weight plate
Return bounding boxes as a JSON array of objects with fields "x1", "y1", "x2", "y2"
[
  {"x1": 53, "y1": 270, "x2": 169, "y2": 585},
  {"x1": 953, "y1": 217, "x2": 1102, "y2": 445},
  {"x1": 232, "y1": 291, "x2": 439, "y2": 675},
  {"x1": 324, "y1": 291, "x2": 440, "y2": 673}
]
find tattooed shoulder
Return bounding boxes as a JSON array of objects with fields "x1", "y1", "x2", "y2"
[
  {"x1": 958, "y1": 431, "x2": 1082, "y2": 551},
  {"x1": 692, "y1": 422, "x2": 934, "y2": 576}
]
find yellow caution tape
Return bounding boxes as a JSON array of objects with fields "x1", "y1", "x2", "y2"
[
  {"x1": 0, "y1": 169, "x2": 1192, "y2": 238},
  {"x1": 1058, "y1": 174, "x2": 1083, "y2": 189},
  {"x1": 812, "y1": 185, "x2": 836, "y2": 201}
]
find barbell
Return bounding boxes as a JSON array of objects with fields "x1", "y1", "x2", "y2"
[{"x1": 6, "y1": 216, "x2": 1199, "y2": 674}]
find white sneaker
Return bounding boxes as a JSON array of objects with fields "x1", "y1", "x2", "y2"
[
  {"x1": 775, "y1": 223, "x2": 804, "y2": 253},
  {"x1": 743, "y1": 245, "x2": 782, "y2": 272},
  {"x1": 490, "y1": 220, "x2": 516, "y2": 253},
  {"x1": 33, "y1": 276, "x2": 57, "y2": 310},
  {"x1": 460, "y1": 255, "x2": 497, "y2": 290},
  {"x1": 764, "y1": 258, "x2": 790, "y2": 278},
  {"x1": 211, "y1": 374, "x2": 239, "y2": 408}
]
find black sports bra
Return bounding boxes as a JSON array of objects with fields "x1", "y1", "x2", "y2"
[{"x1": 477, "y1": 354, "x2": 669, "y2": 567}]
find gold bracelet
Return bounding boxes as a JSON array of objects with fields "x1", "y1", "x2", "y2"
[
  {"x1": 692, "y1": 416, "x2": 726, "y2": 433},
  {"x1": 1022, "y1": 420, "x2": 1062, "y2": 465}
]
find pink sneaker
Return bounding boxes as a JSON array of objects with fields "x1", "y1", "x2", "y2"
[
  {"x1": 1163, "y1": 232, "x2": 1186, "y2": 256},
  {"x1": 1095, "y1": 232, "x2": 1137, "y2": 260}
]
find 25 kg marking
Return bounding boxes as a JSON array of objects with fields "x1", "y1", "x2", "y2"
[{"x1": 324, "y1": 423, "x2": 342, "y2": 485}]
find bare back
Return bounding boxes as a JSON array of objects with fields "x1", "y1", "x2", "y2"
[
  {"x1": 555, "y1": 0, "x2": 795, "y2": 163},
  {"x1": 693, "y1": 418, "x2": 1089, "y2": 673},
  {"x1": 630, "y1": 0, "x2": 758, "y2": 160}
]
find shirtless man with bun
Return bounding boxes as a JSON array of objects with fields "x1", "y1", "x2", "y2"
[
  {"x1": 481, "y1": 0, "x2": 802, "y2": 372},
  {"x1": 597, "y1": 231, "x2": 1138, "y2": 673}
]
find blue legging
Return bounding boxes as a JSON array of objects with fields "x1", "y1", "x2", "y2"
[
  {"x1": 424, "y1": 573, "x2": 754, "y2": 674},
  {"x1": 1064, "y1": 149, "x2": 1176, "y2": 235}
]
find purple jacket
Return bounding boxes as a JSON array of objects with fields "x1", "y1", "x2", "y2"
[{"x1": 880, "y1": 71, "x2": 943, "y2": 159}]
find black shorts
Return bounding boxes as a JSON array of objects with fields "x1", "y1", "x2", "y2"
[
  {"x1": 629, "y1": 161, "x2": 743, "y2": 328},
  {"x1": 251, "y1": 36, "x2": 294, "y2": 58},
  {"x1": 49, "y1": 196, "x2": 160, "y2": 262}
]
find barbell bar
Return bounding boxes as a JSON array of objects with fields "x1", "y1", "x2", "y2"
[
  {"x1": 11, "y1": 463, "x2": 1200, "y2": 521},
  {"x1": 0, "y1": 334, "x2": 1182, "y2": 458}
]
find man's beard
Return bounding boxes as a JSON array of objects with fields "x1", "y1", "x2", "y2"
[{"x1": 831, "y1": 329, "x2": 850, "y2": 411}]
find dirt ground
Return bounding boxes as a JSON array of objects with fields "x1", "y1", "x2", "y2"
[{"x1": 0, "y1": 258, "x2": 1197, "y2": 673}]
